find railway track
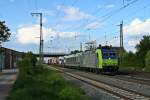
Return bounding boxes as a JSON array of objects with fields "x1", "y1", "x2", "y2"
[
  {"x1": 60, "y1": 66, "x2": 150, "y2": 97},
  {"x1": 112, "y1": 75, "x2": 150, "y2": 86},
  {"x1": 54, "y1": 65, "x2": 150, "y2": 86},
  {"x1": 59, "y1": 65, "x2": 150, "y2": 86},
  {"x1": 49, "y1": 66, "x2": 150, "y2": 100}
]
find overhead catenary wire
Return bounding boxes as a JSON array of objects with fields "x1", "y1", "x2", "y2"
[
  {"x1": 67, "y1": 2, "x2": 108, "y2": 31},
  {"x1": 54, "y1": 0, "x2": 79, "y2": 28},
  {"x1": 54, "y1": 0, "x2": 66, "y2": 26},
  {"x1": 48, "y1": 0, "x2": 140, "y2": 52},
  {"x1": 123, "y1": 19, "x2": 150, "y2": 35},
  {"x1": 79, "y1": 0, "x2": 140, "y2": 46},
  {"x1": 66, "y1": 0, "x2": 139, "y2": 32},
  {"x1": 123, "y1": 3, "x2": 150, "y2": 32},
  {"x1": 109, "y1": 2, "x2": 149, "y2": 42},
  {"x1": 53, "y1": 0, "x2": 80, "y2": 52},
  {"x1": 84, "y1": 0, "x2": 140, "y2": 30},
  {"x1": 81, "y1": 0, "x2": 140, "y2": 47}
]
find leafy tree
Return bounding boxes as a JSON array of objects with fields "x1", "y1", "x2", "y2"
[
  {"x1": 70, "y1": 50, "x2": 81, "y2": 54},
  {"x1": 128, "y1": 51, "x2": 135, "y2": 60},
  {"x1": 136, "y1": 35, "x2": 150, "y2": 65},
  {"x1": 145, "y1": 50, "x2": 150, "y2": 71},
  {"x1": 24, "y1": 52, "x2": 37, "y2": 66},
  {"x1": 18, "y1": 52, "x2": 38, "y2": 77},
  {"x1": 0, "y1": 21, "x2": 11, "y2": 44}
]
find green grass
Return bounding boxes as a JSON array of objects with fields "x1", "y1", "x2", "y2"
[
  {"x1": 119, "y1": 59, "x2": 145, "y2": 72},
  {"x1": 7, "y1": 68, "x2": 89, "y2": 100},
  {"x1": 119, "y1": 66, "x2": 143, "y2": 72}
]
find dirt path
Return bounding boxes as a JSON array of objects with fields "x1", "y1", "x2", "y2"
[{"x1": 0, "y1": 69, "x2": 17, "y2": 100}]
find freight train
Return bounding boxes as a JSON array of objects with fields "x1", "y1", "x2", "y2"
[
  {"x1": 63, "y1": 45, "x2": 119, "y2": 72},
  {"x1": 48, "y1": 57, "x2": 59, "y2": 65}
]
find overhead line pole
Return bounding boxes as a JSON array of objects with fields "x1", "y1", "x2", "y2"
[
  {"x1": 120, "y1": 21, "x2": 123, "y2": 49},
  {"x1": 31, "y1": 12, "x2": 44, "y2": 63},
  {"x1": 118, "y1": 21, "x2": 124, "y2": 65},
  {"x1": 80, "y1": 42, "x2": 82, "y2": 51}
]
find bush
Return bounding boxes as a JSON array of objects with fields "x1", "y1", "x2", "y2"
[
  {"x1": 59, "y1": 86, "x2": 87, "y2": 100},
  {"x1": 17, "y1": 59, "x2": 33, "y2": 77},
  {"x1": 7, "y1": 88, "x2": 32, "y2": 100},
  {"x1": 17, "y1": 52, "x2": 41, "y2": 78},
  {"x1": 145, "y1": 50, "x2": 150, "y2": 71},
  {"x1": 8, "y1": 69, "x2": 88, "y2": 100},
  {"x1": 24, "y1": 52, "x2": 37, "y2": 66},
  {"x1": 7, "y1": 53, "x2": 88, "y2": 100},
  {"x1": 120, "y1": 51, "x2": 143, "y2": 68}
]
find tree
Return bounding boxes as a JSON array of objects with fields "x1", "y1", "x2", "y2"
[
  {"x1": 136, "y1": 35, "x2": 150, "y2": 65},
  {"x1": 0, "y1": 21, "x2": 11, "y2": 44},
  {"x1": 24, "y1": 52, "x2": 37, "y2": 66},
  {"x1": 0, "y1": 21, "x2": 11, "y2": 71},
  {"x1": 145, "y1": 50, "x2": 150, "y2": 71},
  {"x1": 70, "y1": 50, "x2": 81, "y2": 54}
]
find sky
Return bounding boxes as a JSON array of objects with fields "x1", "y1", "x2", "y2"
[{"x1": 1, "y1": 0, "x2": 150, "y2": 53}]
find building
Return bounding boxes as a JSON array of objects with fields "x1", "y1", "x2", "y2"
[{"x1": 0, "y1": 47, "x2": 23, "y2": 69}]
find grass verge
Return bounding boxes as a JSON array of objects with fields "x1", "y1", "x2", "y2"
[
  {"x1": 7, "y1": 52, "x2": 89, "y2": 100},
  {"x1": 7, "y1": 68, "x2": 88, "y2": 100}
]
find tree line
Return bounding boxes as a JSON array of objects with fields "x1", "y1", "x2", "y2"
[
  {"x1": 121, "y1": 35, "x2": 150, "y2": 71},
  {"x1": 0, "y1": 21, "x2": 11, "y2": 44}
]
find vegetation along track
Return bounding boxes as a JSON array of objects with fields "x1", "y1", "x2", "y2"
[{"x1": 48, "y1": 66, "x2": 150, "y2": 100}]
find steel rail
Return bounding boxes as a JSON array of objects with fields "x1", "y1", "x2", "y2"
[{"x1": 49, "y1": 66, "x2": 150, "y2": 100}]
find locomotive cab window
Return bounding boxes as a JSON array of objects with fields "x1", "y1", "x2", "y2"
[
  {"x1": 110, "y1": 53, "x2": 117, "y2": 59},
  {"x1": 102, "y1": 53, "x2": 109, "y2": 59}
]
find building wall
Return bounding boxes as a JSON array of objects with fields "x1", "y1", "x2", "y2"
[
  {"x1": 0, "y1": 47, "x2": 23, "y2": 69},
  {"x1": 4, "y1": 49, "x2": 12, "y2": 69},
  {"x1": 0, "y1": 52, "x2": 5, "y2": 69}
]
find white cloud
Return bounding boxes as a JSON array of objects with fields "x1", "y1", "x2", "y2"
[
  {"x1": 60, "y1": 6, "x2": 92, "y2": 21},
  {"x1": 124, "y1": 18, "x2": 150, "y2": 36},
  {"x1": 17, "y1": 24, "x2": 79, "y2": 44},
  {"x1": 127, "y1": 39, "x2": 139, "y2": 47},
  {"x1": 109, "y1": 39, "x2": 119, "y2": 46},
  {"x1": 122, "y1": 18, "x2": 150, "y2": 52},
  {"x1": 17, "y1": 24, "x2": 49, "y2": 44},
  {"x1": 125, "y1": 39, "x2": 140, "y2": 52}
]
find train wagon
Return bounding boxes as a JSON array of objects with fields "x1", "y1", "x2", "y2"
[
  {"x1": 64, "y1": 46, "x2": 119, "y2": 72},
  {"x1": 48, "y1": 57, "x2": 59, "y2": 65}
]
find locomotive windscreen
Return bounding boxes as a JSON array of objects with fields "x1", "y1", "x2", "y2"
[{"x1": 102, "y1": 49, "x2": 117, "y2": 59}]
